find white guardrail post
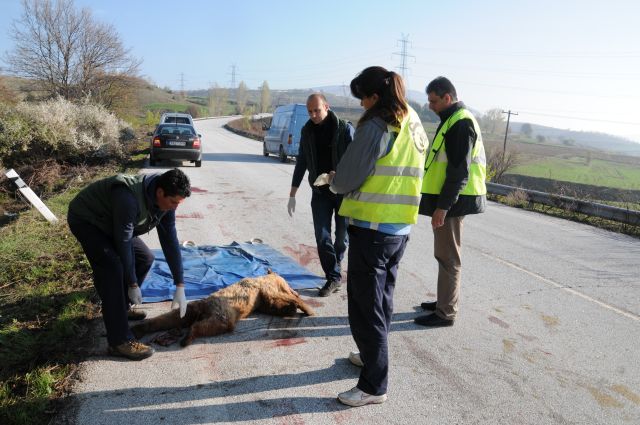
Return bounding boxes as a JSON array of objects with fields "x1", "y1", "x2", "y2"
[
  {"x1": 487, "y1": 182, "x2": 640, "y2": 226},
  {"x1": 4, "y1": 168, "x2": 59, "y2": 224}
]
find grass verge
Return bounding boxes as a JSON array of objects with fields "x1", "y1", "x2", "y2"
[{"x1": 0, "y1": 149, "x2": 147, "y2": 425}]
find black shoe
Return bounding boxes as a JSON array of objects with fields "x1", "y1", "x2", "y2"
[
  {"x1": 414, "y1": 313, "x2": 454, "y2": 327},
  {"x1": 127, "y1": 308, "x2": 147, "y2": 321},
  {"x1": 420, "y1": 301, "x2": 437, "y2": 311},
  {"x1": 319, "y1": 280, "x2": 341, "y2": 297}
]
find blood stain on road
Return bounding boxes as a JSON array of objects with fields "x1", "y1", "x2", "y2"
[
  {"x1": 283, "y1": 244, "x2": 319, "y2": 267},
  {"x1": 270, "y1": 337, "x2": 306, "y2": 348}
]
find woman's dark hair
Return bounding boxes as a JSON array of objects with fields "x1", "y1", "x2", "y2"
[
  {"x1": 350, "y1": 66, "x2": 408, "y2": 127},
  {"x1": 157, "y1": 168, "x2": 191, "y2": 198}
]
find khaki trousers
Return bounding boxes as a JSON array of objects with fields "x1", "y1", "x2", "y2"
[{"x1": 433, "y1": 216, "x2": 464, "y2": 320}]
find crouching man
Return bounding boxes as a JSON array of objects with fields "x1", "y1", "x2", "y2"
[{"x1": 67, "y1": 168, "x2": 191, "y2": 360}]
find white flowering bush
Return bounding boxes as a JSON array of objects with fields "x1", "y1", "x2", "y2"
[{"x1": 0, "y1": 97, "x2": 133, "y2": 166}]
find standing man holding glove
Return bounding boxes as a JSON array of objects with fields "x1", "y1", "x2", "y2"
[
  {"x1": 288, "y1": 93, "x2": 354, "y2": 297},
  {"x1": 68, "y1": 168, "x2": 191, "y2": 360}
]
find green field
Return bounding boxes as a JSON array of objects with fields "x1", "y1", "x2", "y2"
[{"x1": 509, "y1": 157, "x2": 640, "y2": 191}]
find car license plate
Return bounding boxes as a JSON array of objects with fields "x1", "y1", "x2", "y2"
[{"x1": 167, "y1": 140, "x2": 186, "y2": 146}]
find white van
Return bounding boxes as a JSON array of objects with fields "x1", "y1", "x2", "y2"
[{"x1": 263, "y1": 104, "x2": 309, "y2": 162}]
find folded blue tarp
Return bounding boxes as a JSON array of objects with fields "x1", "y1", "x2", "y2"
[{"x1": 140, "y1": 241, "x2": 323, "y2": 303}]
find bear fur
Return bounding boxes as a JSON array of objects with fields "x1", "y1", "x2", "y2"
[{"x1": 131, "y1": 271, "x2": 315, "y2": 347}]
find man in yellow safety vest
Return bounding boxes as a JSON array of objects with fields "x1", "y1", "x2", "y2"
[{"x1": 415, "y1": 76, "x2": 487, "y2": 327}]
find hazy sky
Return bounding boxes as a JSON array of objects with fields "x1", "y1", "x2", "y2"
[{"x1": 1, "y1": 0, "x2": 640, "y2": 142}]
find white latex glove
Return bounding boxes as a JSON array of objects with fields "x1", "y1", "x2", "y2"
[
  {"x1": 287, "y1": 197, "x2": 296, "y2": 217},
  {"x1": 313, "y1": 173, "x2": 332, "y2": 186},
  {"x1": 171, "y1": 286, "x2": 187, "y2": 318},
  {"x1": 128, "y1": 284, "x2": 142, "y2": 305}
]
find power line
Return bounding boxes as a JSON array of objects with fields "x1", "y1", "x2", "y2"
[
  {"x1": 517, "y1": 110, "x2": 640, "y2": 126},
  {"x1": 411, "y1": 45, "x2": 640, "y2": 59}
]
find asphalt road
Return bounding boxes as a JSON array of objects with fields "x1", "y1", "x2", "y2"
[{"x1": 61, "y1": 117, "x2": 640, "y2": 425}]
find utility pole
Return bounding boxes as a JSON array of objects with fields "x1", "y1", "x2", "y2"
[
  {"x1": 393, "y1": 34, "x2": 414, "y2": 87},
  {"x1": 180, "y1": 72, "x2": 185, "y2": 98},
  {"x1": 501, "y1": 109, "x2": 518, "y2": 162}
]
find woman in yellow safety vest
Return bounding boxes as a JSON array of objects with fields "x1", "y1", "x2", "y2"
[{"x1": 324, "y1": 65, "x2": 428, "y2": 407}]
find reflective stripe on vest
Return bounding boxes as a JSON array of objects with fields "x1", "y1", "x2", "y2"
[
  {"x1": 339, "y1": 107, "x2": 428, "y2": 224},
  {"x1": 421, "y1": 108, "x2": 487, "y2": 195}
]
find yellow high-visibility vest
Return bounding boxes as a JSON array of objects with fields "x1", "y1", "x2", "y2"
[
  {"x1": 339, "y1": 107, "x2": 428, "y2": 224},
  {"x1": 421, "y1": 108, "x2": 486, "y2": 195}
]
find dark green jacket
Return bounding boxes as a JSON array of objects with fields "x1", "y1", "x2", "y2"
[
  {"x1": 68, "y1": 174, "x2": 183, "y2": 286},
  {"x1": 68, "y1": 174, "x2": 154, "y2": 236}
]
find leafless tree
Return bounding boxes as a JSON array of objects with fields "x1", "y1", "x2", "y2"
[
  {"x1": 5, "y1": 0, "x2": 140, "y2": 106},
  {"x1": 480, "y1": 108, "x2": 505, "y2": 136},
  {"x1": 259, "y1": 80, "x2": 271, "y2": 113},
  {"x1": 487, "y1": 147, "x2": 519, "y2": 183},
  {"x1": 208, "y1": 82, "x2": 228, "y2": 116}
]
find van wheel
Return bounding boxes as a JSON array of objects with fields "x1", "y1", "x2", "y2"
[
  {"x1": 263, "y1": 142, "x2": 269, "y2": 157},
  {"x1": 149, "y1": 157, "x2": 156, "y2": 166},
  {"x1": 195, "y1": 160, "x2": 202, "y2": 167},
  {"x1": 279, "y1": 145, "x2": 287, "y2": 163}
]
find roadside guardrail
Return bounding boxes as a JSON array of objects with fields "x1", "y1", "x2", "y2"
[{"x1": 487, "y1": 182, "x2": 640, "y2": 226}]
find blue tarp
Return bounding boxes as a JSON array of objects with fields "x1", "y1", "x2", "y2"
[{"x1": 140, "y1": 241, "x2": 323, "y2": 303}]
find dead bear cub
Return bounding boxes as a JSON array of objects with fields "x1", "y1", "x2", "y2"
[{"x1": 131, "y1": 271, "x2": 315, "y2": 347}]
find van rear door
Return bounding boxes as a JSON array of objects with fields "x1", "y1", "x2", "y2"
[
  {"x1": 287, "y1": 106, "x2": 310, "y2": 156},
  {"x1": 265, "y1": 110, "x2": 285, "y2": 154}
]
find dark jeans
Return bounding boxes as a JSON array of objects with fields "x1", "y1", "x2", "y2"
[
  {"x1": 67, "y1": 214, "x2": 155, "y2": 346},
  {"x1": 346, "y1": 225, "x2": 408, "y2": 396},
  {"x1": 311, "y1": 190, "x2": 348, "y2": 282}
]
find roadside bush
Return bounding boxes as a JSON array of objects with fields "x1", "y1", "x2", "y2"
[
  {"x1": 503, "y1": 189, "x2": 529, "y2": 208},
  {"x1": 0, "y1": 97, "x2": 133, "y2": 167},
  {"x1": 486, "y1": 147, "x2": 519, "y2": 183},
  {"x1": 185, "y1": 104, "x2": 200, "y2": 118}
]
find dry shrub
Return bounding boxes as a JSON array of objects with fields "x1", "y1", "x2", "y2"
[
  {"x1": 486, "y1": 148, "x2": 519, "y2": 183},
  {"x1": 0, "y1": 97, "x2": 132, "y2": 167},
  {"x1": 504, "y1": 188, "x2": 529, "y2": 208}
]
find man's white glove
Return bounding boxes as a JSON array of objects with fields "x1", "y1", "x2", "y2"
[
  {"x1": 171, "y1": 286, "x2": 187, "y2": 318},
  {"x1": 313, "y1": 173, "x2": 332, "y2": 186},
  {"x1": 287, "y1": 197, "x2": 296, "y2": 217},
  {"x1": 128, "y1": 284, "x2": 142, "y2": 305}
]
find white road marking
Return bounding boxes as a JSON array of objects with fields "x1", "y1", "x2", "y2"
[{"x1": 480, "y1": 251, "x2": 640, "y2": 322}]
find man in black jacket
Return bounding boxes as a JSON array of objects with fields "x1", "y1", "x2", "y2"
[
  {"x1": 67, "y1": 168, "x2": 191, "y2": 359},
  {"x1": 288, "y1": 93, "x2": 354, "y2": 296},
  {"x1": 415, "y1": 77, "x2": 487, "y2": 327}
]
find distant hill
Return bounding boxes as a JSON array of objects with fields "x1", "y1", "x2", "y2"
[{"x1": 509, "y1": 122, "x2": 640, "y2": 156}]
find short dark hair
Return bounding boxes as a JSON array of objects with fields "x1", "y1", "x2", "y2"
[
  {"x1": 157, "y1": 168, "x2": 191, "y2": 198},
  {"x1": 426, "y1": 76, "x2": 458, "y2": 101}
]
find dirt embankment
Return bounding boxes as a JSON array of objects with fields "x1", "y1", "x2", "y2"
[{"x1": 224, "y1": 117, "x2": 270, "y2": 141}]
